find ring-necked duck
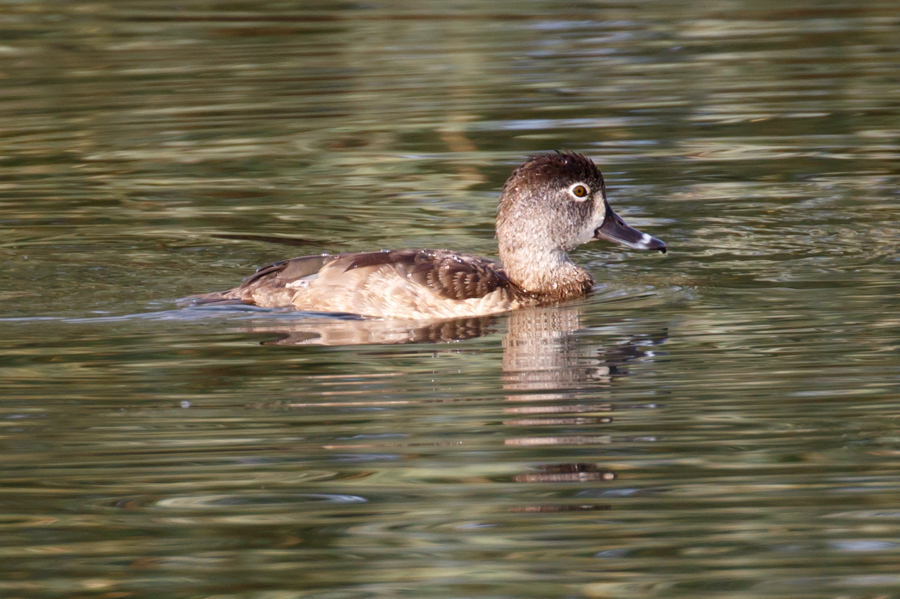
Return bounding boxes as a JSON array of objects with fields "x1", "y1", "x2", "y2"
[{"x1": 191, "y1": 152, "x2": 666, "y2": 319}]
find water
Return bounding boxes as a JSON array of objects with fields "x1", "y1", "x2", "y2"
[{"x1": 1, "y1": 1, "x2": 899, "y2": 597}]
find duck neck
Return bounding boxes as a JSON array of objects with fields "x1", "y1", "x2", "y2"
[{"x1": 500, "y1": 246, "x2": 594, "y2": 301}]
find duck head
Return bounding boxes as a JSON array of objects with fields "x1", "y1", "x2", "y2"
[{"x1": 496, "y1": 152, "x2": 666, "y2": 264}]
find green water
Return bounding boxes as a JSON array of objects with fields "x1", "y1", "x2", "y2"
[{"x1": 1, "y1": 1, "x2": 899, "y2": 598}]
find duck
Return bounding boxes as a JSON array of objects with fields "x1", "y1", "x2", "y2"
[{"x1": 191, "y1": 152, "x2": 666, "y2": 319}]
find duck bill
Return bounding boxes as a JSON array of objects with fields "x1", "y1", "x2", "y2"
[{"x1": 594, "y1": 204, "x2": 667, "y2": 253}]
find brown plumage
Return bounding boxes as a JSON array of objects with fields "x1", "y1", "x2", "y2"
[{"x1": 190, "y1": 152, "x2": 666, "y2": 319}]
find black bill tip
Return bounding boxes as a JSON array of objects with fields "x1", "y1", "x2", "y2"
[{"x1": 595, "y1": 205, "x2": 667, "y2": 254}]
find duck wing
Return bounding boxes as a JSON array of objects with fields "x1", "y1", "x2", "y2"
[
  {"x1": 337, "y1": 249, "x2": 515, "y2": 301},
  {"x1": 190, "y1": 249, "x2": 521, "y2": 315}
]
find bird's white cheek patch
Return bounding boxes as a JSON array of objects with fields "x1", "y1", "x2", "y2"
[{"x1": 574, "y1": 225, "x2": 598, "y2": 245}]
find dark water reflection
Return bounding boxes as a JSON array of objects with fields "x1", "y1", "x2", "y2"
[{"x1": 2, "y1": 1, "x2": 900, "y2": 598}]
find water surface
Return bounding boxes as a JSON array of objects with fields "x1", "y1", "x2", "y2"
[{"x1": 1, "y1": 1, "x2": 899, "y2": 598}]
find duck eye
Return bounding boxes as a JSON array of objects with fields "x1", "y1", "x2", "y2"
[{"x1": 570, "y1": 184, "x2": 589, "y2": 199}]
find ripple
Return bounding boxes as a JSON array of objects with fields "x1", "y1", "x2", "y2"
[{"x1": 152, "y1": 493, "x2": 368, "y2": 510}]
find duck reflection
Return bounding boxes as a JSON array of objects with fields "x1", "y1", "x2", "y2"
[
  {"x1": 256, "y1": 313, "x2": 499, "y2": 346},
  {"x1": 248, "y1": 303, "x2": 663, "y2": 363},
  {"x1": 237, "y1": 304, "x2": 664, "y2": 510},
  {"x1": 503, "y1": 306, "x2": 619, "y2": 394},
  {"x1": 500, "y1": 306, "x2": 664, "y2": 409},
  {"x1": 241, "y1": 303, "x2": 663, "y2": 399},
  {"x1": 500, "y1": 307, "x2": 664, "y2": 498}
]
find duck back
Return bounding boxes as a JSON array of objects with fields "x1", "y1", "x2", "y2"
[{"x1": 193, "y1": 249, "x2": 531, "y2": 319}]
